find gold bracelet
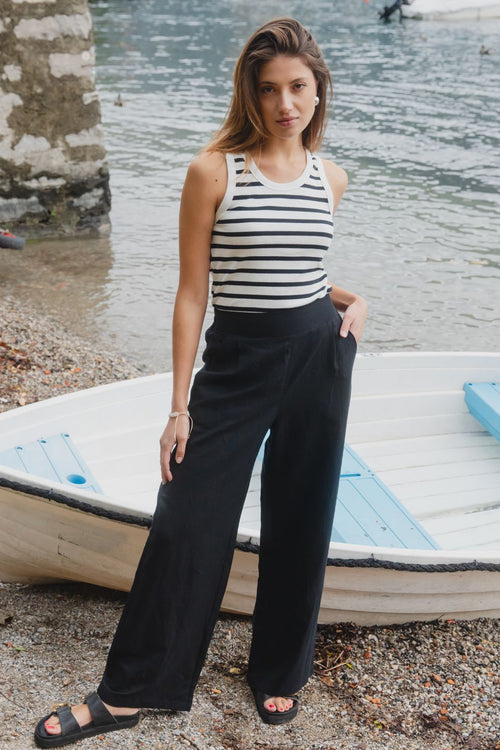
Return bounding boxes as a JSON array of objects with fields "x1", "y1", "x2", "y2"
[{"x1": 168, "y1": 411, "x2": 193, "y2": 438}]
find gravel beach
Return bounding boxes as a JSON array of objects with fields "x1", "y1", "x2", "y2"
[{"x1": 0, "y1": 296, "x2": 499, "y2": 750}]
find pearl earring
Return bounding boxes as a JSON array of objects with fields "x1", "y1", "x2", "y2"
[{"x1": 314, "y1": 96, "x2": 319, "y2": 106}]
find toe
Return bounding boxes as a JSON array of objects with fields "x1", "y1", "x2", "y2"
[
  {"x1": 42, "y1": 702, "x2": 92, "y2": 736},
  {"x1": 44, "y1": 717, "x2": 61, "y2": 735},
  {"x1": 277, "y1": 697, "x2": 294, "y2": 712},
  {"x1": 263, "y1": 697, "x2": 276, "y2": 712},
  {"x1": 266, "y1": 696, "x2": 295, "y2": 713}
]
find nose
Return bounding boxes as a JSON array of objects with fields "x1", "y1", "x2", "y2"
[{"x1": 278, "y1": 90, "x2": 292, "y2": 112}]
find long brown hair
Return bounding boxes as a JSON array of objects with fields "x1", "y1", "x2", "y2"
[{"x1": 205, "y1": 18, "x2": 332, "y2": 154}]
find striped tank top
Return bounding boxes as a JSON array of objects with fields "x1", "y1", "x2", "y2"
[{"x1": 210, "y1": 150, "x2": 334, "y2": 312}]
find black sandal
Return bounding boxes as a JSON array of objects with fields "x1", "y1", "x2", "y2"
[
  {"x1": 34, "y1": 691, "x2": 140, "y2": 748},
  {"x1": 251, "y1": 688, "x2": 299, "y2": 725}
]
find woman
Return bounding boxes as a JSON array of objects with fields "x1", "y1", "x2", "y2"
[{"x1": 35, "y1": 17, "x2": 367, "y2": 747}]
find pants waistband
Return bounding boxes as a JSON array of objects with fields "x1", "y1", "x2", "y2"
[{"x1": 212, "y1": 295, "x2": 336, "y2": 338}]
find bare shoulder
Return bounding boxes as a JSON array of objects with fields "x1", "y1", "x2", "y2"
[
  {"x1": 188, "y1": 150, "x2": 227, "y2": 185},
  {"x1": 321, "y1": 159, "x2": 348, "y2": 192},
  {"x1": 184, "y1": 150, "x2": 227, "y2": 206}
]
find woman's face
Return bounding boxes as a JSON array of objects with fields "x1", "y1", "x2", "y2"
[{"x1": 257, "y1": 55, "x2": 318, "y2": 143}]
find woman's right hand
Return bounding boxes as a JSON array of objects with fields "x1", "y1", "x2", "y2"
[{"x1": 160, "y1": 413, "x2": 192, "y2": 483}]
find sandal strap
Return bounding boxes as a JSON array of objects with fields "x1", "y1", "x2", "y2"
[
  {"x1": 56, "y1": 705, "x2": 81, "y2": 736},
  {"x1": 84, "y1": 691, "x2": 117, "y2": 727},
  {"x1": 261, "y1": 692, "x2": 298, "y2": 703}
]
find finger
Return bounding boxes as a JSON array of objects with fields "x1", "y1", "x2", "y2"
[
  {"x1": 160, "y1": 437, "x2": 175, "y2": 483},
  {"x1": 340, "y1": 317, "x2": 352, "y2": 338},
  {"x1": 175, "y1": 437, "x2": 189, "y2": 464},
  {"x1": 161, "y1": 449, "x2": 173, "y2": 484}
]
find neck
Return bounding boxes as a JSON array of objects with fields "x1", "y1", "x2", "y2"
[{"x1": 252, "y1": 136, "x2": 306, "y2": 164}]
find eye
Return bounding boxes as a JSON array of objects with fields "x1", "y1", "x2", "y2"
[
  {"x1": 259, "y1": 85, "x2": 274, "y2": 95},
  {"x1": 294, "y1": 82, "x2": 307, "y2": 90}
]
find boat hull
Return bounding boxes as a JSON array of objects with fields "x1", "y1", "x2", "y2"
[
  {"x1": 1, "y1": 477, "x2": 499, "y2": 626},
  {"x1": 1, "y1": 352, "x2": 499, "y2": 625}
]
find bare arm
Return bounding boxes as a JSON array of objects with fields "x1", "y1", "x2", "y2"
[
  {"x1": 322, "y1": 158, "x2": 368, "y2": 343},
  {"x1": 160, "y1": 151, "x2": 227, "y2": 483},
  {"x1": 322, "y1": 158, "x2": 348, "y2": 213}
]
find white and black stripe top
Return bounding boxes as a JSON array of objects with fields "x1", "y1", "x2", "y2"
[{"x1": 210, "y1": 150, "x2": 334, "y2": 312}]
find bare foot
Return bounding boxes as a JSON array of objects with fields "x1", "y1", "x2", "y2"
[
  {"x1": 263, "y1": 696, "x2": 294, "y2": 713},
  {"x1": 44, "y1": 701, "x2": 138, "y2": 735}
]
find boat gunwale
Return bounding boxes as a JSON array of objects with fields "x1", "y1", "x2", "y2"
[
  {"x1": 1, "y1": 351, "x2": 499, "y2": 572},
  {"x1": 0, "y1": 473, "x2": 150, "y2": 527}
]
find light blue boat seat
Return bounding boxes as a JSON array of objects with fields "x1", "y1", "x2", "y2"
[
  {"x1": 0, "y1": 433, "x2": 102, "y2": 493},
  {"x1": 256, "y1": 436, "x2": 438, "y2": 550},
  {"x1": 464, "y1": 382, "x2": 500, "y2": 442},
  {"x1": 332, "y1": 445, "x2": 439, "y2": 549}
]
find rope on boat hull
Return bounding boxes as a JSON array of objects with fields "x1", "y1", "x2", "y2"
[
  {"x1": 1, "y1": 476, "x2": 500, "y2": 573},
  {"x1": 0, "y1": 476, "x2": 151, "y2": 528},
  {"x1": 235, "y1": 542, "x2": 500, "y2": 574}
]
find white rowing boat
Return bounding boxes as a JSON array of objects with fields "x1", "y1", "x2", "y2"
[
  {"x1": 401, "y1": 0, "x2": 500, "y2": 19},
  {"x1": 1, "y1": 351, "x2": 499, "y2": 625}
]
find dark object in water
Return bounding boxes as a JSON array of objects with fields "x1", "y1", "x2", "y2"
[
  {"x1": 0, "y1": 229, "x2": 25, "y2": 250},
  {"x1": 379, "y1": 0, "x2": 407, "y2": 20}
]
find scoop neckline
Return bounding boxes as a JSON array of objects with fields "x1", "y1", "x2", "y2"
[{"x1": 249, "y1": 150, "x2": 313, "y2": 190}]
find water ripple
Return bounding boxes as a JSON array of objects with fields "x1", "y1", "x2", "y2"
[{"x1": 3, "y1": 0, "x2": 497, "y2": 367}]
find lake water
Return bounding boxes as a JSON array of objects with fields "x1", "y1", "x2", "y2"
[{"x1": 2, "y1": 0, "x2": 499, "y2": 370}]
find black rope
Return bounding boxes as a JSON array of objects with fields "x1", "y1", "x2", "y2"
[
  {"x1": 235, "y1": 540, "x2": 500, "y2": 573},
  {"x1": 3, "y1": 476, "x2": 500, "y2": 574},
  {"x1": 0, "y1": 476, "x2": 151, "y2": 528},
  {"x1": 235, "y1": 540, "x2": 260, "y2": 555},
  {"x1": 325, "y1": 556, "x2": 500, "y2": 573}
]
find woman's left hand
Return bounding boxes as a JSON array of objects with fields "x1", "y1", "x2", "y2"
[{"x1": 339, "y1": 295, "x2": 368, "y2": 344}]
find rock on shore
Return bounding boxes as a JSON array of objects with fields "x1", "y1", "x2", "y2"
[{"x1": 0, "y1": 297, "x2": 499, "y2": 750}]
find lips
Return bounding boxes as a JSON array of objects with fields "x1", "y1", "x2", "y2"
[{"x1": 276, "y1": 117, "x2": 298, "y2": 127}]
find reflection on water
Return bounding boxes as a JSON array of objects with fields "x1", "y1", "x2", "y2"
[{"x1": 1, "y1": 0, "x2": 499, "y2": 369}]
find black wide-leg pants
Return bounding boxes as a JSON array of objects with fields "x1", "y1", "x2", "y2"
[{"x1": 97, "y1": 295, "x2": 356, "y2": 710}]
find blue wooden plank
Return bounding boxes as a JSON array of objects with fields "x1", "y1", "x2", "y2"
[
  {"x1": 0, "y1": 433, "x2": 102, "y2": 493},
  {"x1": 464, "y1": 382, "x2": 500, "y2": 442},
  {"x1": 330, "y1": 497, "x2": 374, "y2": 546},
  {"x1": 0, "y1": 446, "x2": 28, "y2": 472},
  {"x1": 340, "y1": 444, "x2": 372, "y2": 477},
  {"x1": 332, "y1": 479, "x2": 404, "y2": 547},
  {"x1": 331, "y1": 475, "x2": 438, "y2": 549},
  {"x1": 1, "y1": 441, "x2": 56, "y2": 477},
  {"x1": 251, "y1": 440, "x2": 439, "y2": 550}
]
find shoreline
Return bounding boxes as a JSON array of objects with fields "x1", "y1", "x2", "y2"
[
  {"x1": 0, "y1": 297, "x2": 498, "y2": 750},
  {"x1": 0, "y1": 296, "x2": 145, "y2": 414}
]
